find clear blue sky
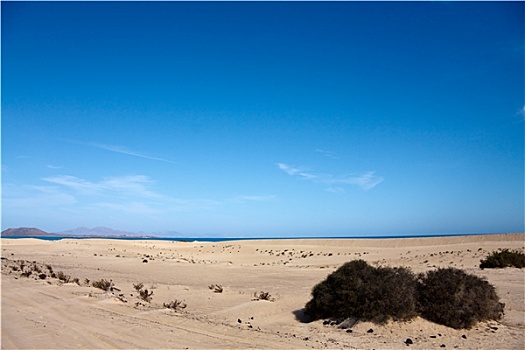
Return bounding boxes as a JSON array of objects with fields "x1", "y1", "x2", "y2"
[{"x1": 2, "y1": 1, "x2": 523, "y2": 237}]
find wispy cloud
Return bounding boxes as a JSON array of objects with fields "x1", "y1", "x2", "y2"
[
  {"x1": 277, "y1": 163, "x2": 384, "y2": 191},
  {"x1": 336, "y1": 171, "x2": 384, "y2": 191},
  {"x1": 518, "y1": 105, "x2": 525, "y2": 120},
  {"x1": 94, "y1": 201, "x2": 162, "y2": 215},
  {"x1": 43, "y1": 175, "x2": 100, "y2": 194},
  {"x1": 2, "y1": 183, "x2": 77, "y2": 208},
  {"x1": 277, "y1": 163, "x2": 301, "y2": 175},
  {"x1": 41, "y1": 172, "x2": 276, "y2": 207},
  {"x1": 46, "y1": 164, "x2": 62, "y2": 170},
  {"x1": 161, "y1": 194, "x2": 277, "y2": 211},
  {"x1": 101, "y1": 175, "x2": 161, "y2": 197},
  {"x1": 236, "y1": 195, "x2": 276, "y2": 202},
  {"x1": 315, "y1": 149, "x2": 339, "y2": 159},
  {"x1": 326, "y1": 186, "x2": 345, "y2": 194},
  {"x1": 277, "y1": 163, "x2": 318, "y2": 180},
  {"x1": 86, "y1": 142, "x2": 176, "y2": 164},
  {"x1": 161, "y1": 197, "x2": 224, "y2": 213},
  {"x1": 4, "y1": 173, "x2": 281, "y2": 230},
  {"x1": 43, "y1": 174, "x2": 162, "y2": 198}
]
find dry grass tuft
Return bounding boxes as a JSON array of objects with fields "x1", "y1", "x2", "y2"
[
  {"x1": 56, "y1": 271, "x2": 71, "y2": 283},
  {"x1": 92, "y1": 279, "x2": 112, "y2": 291},
  {"x1": 253, "y1": 291, "x2": 275, "y2": 302},
  {"x1": 209, "y1": 284, "x2": 223, "y2": 293},
  {"x1": 163, "y1": 299, "x2": 187, "y2": 311}
]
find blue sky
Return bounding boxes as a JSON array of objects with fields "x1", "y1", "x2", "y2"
[{"x1": 2, "y1": 2, "x2": 523, "y2": 237}]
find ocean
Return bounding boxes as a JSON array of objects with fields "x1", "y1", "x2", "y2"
[{"x1": 1, "y1": 232, "x2": 491, "y2": 242}]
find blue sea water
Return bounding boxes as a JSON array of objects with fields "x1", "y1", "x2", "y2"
[{"x1": 2, "y1": 233, "x2": 494, "y2": 242}]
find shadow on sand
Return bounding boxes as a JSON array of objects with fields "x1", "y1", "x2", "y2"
[{"x1": 292, "y1": 308, "x2": 313, "y2": 323}]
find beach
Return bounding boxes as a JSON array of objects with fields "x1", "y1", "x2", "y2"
[{"x1": 1, "y1": 233, "x2": 524, "y2": 349}]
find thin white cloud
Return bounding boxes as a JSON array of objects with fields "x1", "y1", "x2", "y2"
[
  {"x1": 518, "y1": 105, "x2": 525, "y2": 120},
  {"x1": 237, "y1": 195, "x2": 276, "y2": 202},
  {"x1": 6, "y1": 176, "x2": 280, "y2": 229},
  {"x1": 277, "y1": 163, "x2": 317, "y2": 180},
  {"x1": 160, "y1": 194, "x2": 277, "y2": 210},
  {"x1": 336, "y1": 171, "x2": 384, "y2": 191},
  {"x1": 277, "y1": 163, "x2": 384, "y2": 191},
  {"x1": 315, "y1": 149, "x2": 339, "y2": 159},
  {"x1": 101, "y1": 175, "x2": 161, "y2": 197},
  {"x1": 277, "y1": 163, "x2": 301, "y2": 175},
  {"x1": 94, "y1": 201, "x2": 161, "y2": 215},
  {"x1": 46, "y1": 164, "x2": 62, "y2": 170},
  {"x1": 43, "y1": 174, "x2": 162, "y2": 198},
  {"x1": 43, "y1": 175, "x2": 101, "y2": 194},
  {"x1": 87, "y1": 142, "x2": 176, "y2": 164},
  {"x1": 326, "y1": 187, "x2": 345, "y2": 194},
  {"x1": 163, "y1": 197, "x2": 223, "y2": 212},
  {"x1": 2, "y1": 183, "x2": 77, "y2": 208},
  {"x1": 43, "y1": 173, "x2": 275, "y2": 207},
  {"x1": 298, "y1": 172, "x2": 318, "y2": 180}
]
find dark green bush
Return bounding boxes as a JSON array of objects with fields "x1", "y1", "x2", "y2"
[
  {"x1": 305, "y1": 260, "x2": 418, "y2": 324},
  {"x1": 480, "y1": 249, "x2": 525, "y2": 269},
  {"x1": 417, "y1": 267, "x2": 504, "y2": 329},
  {"x1": 305, "y1": 261, "x2": 505, "y2": 329}
]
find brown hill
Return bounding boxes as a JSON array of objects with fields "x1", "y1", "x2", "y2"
[{"x1": 1, "y1": 227, "x2": 57, "y2": 237}]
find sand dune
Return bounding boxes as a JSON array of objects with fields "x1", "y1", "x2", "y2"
[{"x1": 2, "y1": 233, "x2": 524, "y2": 349}]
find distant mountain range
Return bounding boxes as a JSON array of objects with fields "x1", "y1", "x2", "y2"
[
  {"x1": 1, "y1": 226, "x2": 156, "y2": 238},
  {"x1": 57, "y1": 226, "x2": 143, "y2": 237}
]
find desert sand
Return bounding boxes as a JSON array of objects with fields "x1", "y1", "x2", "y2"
[{"x1": 1, "y1": 233, "x2": 524, "y2": 349}]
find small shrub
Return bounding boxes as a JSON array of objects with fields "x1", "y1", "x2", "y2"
[
  {"x1": 21, "y1": 271, "x2": 32, "y2": 277},
  {"x1": 163, "y1": 299, "x2": 187, "y2": 311},
  {"x1": 417, "y1": 267, "x2": 504, "y2": 329},
  {"x1": 253, "y1": 291, "x2": 275, "y2": 302},
  {"x1": 132, "y1": 282, "x2": 153, "y2": 302},
  {"x1": 33, "y1": 264, "x2": 42, "y2": 273},
  {"x1": 209, "y1": 284, "x2": 223, "y2": 293},
  {"x1": 56, "y1": 271, "x2": 71, "y2": 283},
  {"x1": 71, "y1": 277, "x2": 80, "y2": 285},
  {"x1": 139, "y1": 288, "x2": 153, "y2": 302},
  {"x1": 39, "y1": 273, "x2": 47, "y2": 279},
  {"x1": 305, "y1": 260, "x2": 418, "y2": 324},
  {"x1": 92, "y1": 279, "x2": 112, "y2": 291},
  {"x1": 480, "y1": 249, "x2": 525, "y2": 269}
]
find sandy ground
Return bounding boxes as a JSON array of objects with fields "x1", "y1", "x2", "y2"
[{"x1": 1, "y1": 233, "x2": 524, "y2": 349}]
